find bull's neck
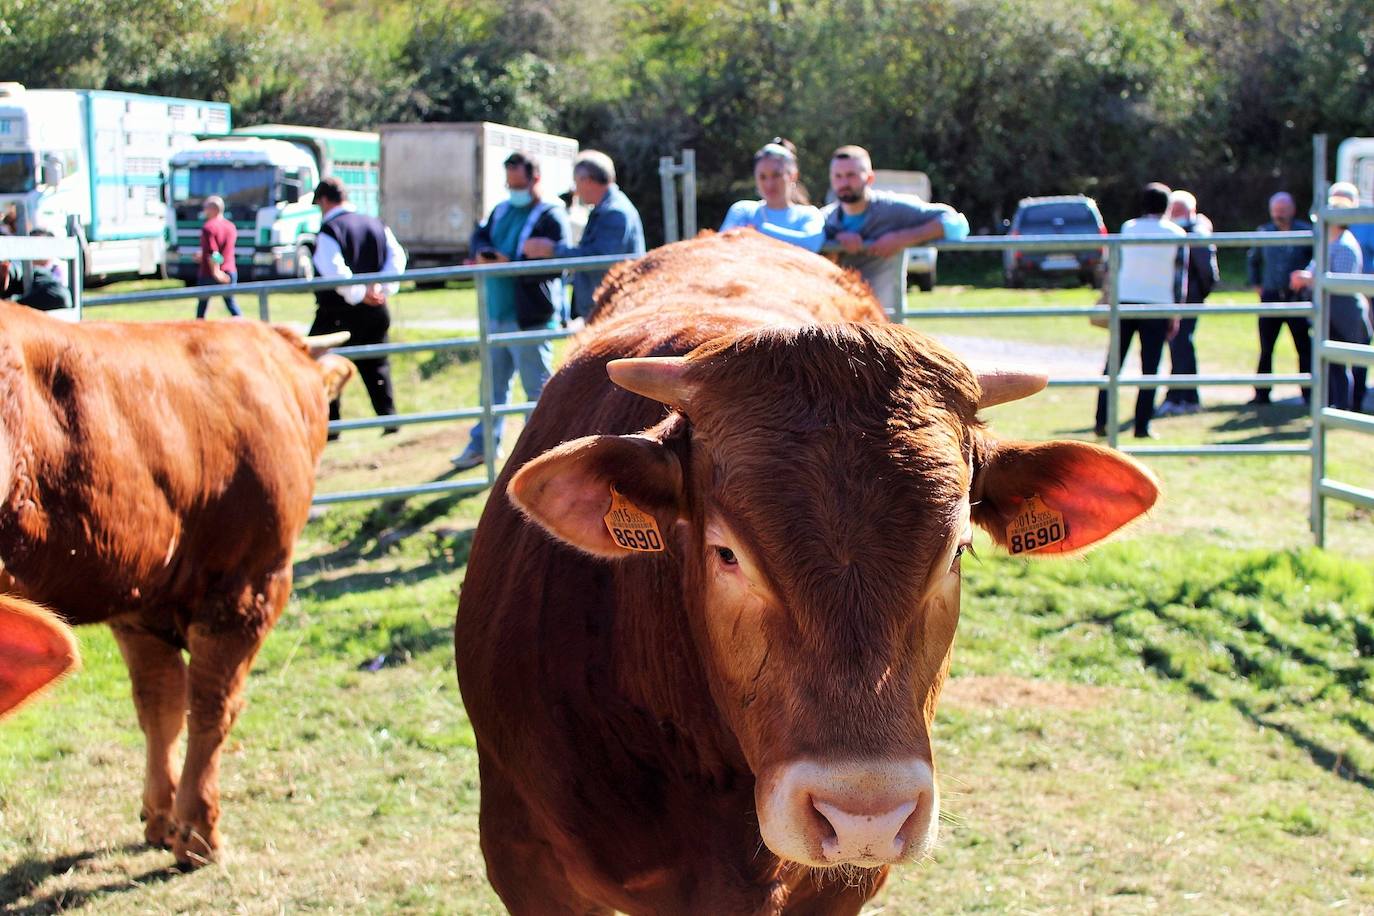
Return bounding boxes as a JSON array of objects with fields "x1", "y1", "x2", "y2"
[{"x1": 609, "y1": 552, "x2": 749, "y2": 781}]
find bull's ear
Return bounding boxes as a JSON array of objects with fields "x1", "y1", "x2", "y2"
[
  {"x1": 508, "y1": 433, "x2": 684, "y2": 558},
  {"x1": 971, "y1": 439, "x2": 1159, "y2": 555},
  {"x1": 0, "y1": 597, "x2": 79, "y2": 718}
]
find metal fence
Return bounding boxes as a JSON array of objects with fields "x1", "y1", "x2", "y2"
[
  {"x1": 83, "y1": 255, "x2": 632, "y2": 505},
  {"x1": 1309, "y1": 134, "x2": 1374, "y2": 547},
  {"x1": 0, "y1": 234, "x2": 84, "y2": 319},
  {"x1": 72, "y1": 141, "x2": 1367, "y2": 544},
  {"x1": 901, "y1": 230, "x2": 1315, "y2": 458}
]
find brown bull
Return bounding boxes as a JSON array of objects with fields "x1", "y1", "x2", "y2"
[
  {"x1": 0, "y1": 302, "x2": 352, "y2": 867},
  {"x1": 456, "y1": 231, "x2": 1158, "y2": 914}
]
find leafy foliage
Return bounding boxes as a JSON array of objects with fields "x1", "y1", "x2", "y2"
[{"x1": 1, "y1": 0, "x2": 1370, "y2": 236}]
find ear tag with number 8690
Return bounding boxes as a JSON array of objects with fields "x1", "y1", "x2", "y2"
[
  {"x1": 1007, "y1": 495, "x2": 1068, "y2": 555},
  {"x1": 603, "y1": 486, "x2": 665, "y2": 553}
]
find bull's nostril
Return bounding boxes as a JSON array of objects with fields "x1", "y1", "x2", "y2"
[{"x1": 808, "y1": 796, "x2": 838, "y2": 845}]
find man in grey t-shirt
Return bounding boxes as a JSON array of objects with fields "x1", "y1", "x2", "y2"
[{"x1": 821, "y1": 145, "x2": 968, "y2": 317}]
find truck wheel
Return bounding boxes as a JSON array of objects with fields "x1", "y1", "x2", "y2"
[
  {"x1": 295, "y1": 244, "x2": 316, "y2": 280},
  {"x1": 915, "y1": 272, "x2": 935, "y2": 293}
]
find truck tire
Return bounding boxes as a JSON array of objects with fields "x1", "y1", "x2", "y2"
[{"x1": 915, "y1": 271, "x2": 935, "y2": 293}]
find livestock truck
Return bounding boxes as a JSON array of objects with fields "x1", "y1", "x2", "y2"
[
  {"x1": 0, "y1": 83, "x2": 229, "y2": 280},
  {"x1": 380, "y1": 122, "x2": 578, "y2": 268},
  {"x1": 164, "y1": 125, "x2": 380, "y2": 282},
  {"x1": 1335, "y1": 137, "x2": 1374, "y2": 271}
]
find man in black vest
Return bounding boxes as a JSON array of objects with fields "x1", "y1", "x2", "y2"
[{"x1": 309, "y1": 177, "x2": 407, "y2": 436}]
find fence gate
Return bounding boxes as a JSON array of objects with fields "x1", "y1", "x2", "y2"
[{"x1": 1310, "y1": 134, "x2": 1374, "y2": 546}]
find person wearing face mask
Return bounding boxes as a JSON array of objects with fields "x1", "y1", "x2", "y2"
[
  {"x1": 522, "y1": 150, "x2": 644, "y2": 321},
  {"x1": 720, "y1": 138, "x2": 824, "y2": 253},
  {"x1": 452, "y1": 152, "x2": 570, "y2": 471}
]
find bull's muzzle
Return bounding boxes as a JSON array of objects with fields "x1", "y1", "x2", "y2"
[{"x1": 756, "y1": 758, "x2": 937, "y2": 868}]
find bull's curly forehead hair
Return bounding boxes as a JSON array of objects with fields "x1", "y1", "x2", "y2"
[{"x1": 682, "y1": 323, "x2": 981, "y2": 433}]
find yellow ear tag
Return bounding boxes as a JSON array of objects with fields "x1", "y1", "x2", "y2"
[
  {"x1": 1007, "y1": 495, "x2": 1068, "y2": 555},
  {"x1": 603, "y1": 486, "x2": 665, "y2": 553}
]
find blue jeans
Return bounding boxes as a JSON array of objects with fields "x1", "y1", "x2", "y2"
[
  {"x1": 195, "y1": 271, "x2": 242, "y2": 318},
  {"x1": 466, "y1": 319, "x2": 553, "y2": 453}
]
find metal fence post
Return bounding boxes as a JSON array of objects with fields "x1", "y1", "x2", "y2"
[
  {"x1": 1105, "y1": 242, "x2": 1122, "y2": 449},
  {"x1": 660, "y1": 156, "x2": 680, "y2": 244},
  {"x1": 1310, "y1": 133, "x2": 1328, "y2": 546},
  {"x1": 681, "y1": 149, "x2": 697, "y2": 238},
  {"x1": 258, "y1": 290, "x2": 271, "y2": 322},
  {"x1": 476, "y1": 276, "x2": 498, "y2": 486}
]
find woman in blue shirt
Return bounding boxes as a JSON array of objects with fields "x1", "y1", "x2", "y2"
[{"x1": 720, "y1": 139, "x2": 825, "y2": 253}]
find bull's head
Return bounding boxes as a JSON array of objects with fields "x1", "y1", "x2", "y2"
[{"x1": 509, "y1": 323, "x2": 1156, "y2": 870}]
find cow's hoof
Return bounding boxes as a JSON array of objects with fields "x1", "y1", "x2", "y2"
[
  {"x1": 173, "y1": 823, "x2": 221, "y2": 870},
  {"x1": 140, "y1": 809, "x2": 177, "y2": 850}
]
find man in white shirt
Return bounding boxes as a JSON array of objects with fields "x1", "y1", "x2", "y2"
[
  {"x1": 1094, "y1": 182, "x2": 1185, "y2": 439},
  {"x1": 309, "y1": 177, "x2": 407, "y2": 437}
]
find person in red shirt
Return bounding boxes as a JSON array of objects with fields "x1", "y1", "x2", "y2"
[{"x1": 195, "y1": 195, "x2": 241, "y2": 318}]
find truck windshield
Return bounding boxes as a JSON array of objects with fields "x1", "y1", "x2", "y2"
[
  {"x1": 172, "y1": 165, "x2": 274, "y2": 208},
  {"x1": 0, "y1": 152, "x2": 36, "y2": 193}
]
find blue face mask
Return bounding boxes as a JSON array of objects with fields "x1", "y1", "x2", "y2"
[{"x1": 508, "y1": 189, "x2": 533, "y2": 207}]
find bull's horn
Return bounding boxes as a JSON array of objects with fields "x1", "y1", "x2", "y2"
[
  {"x1": 607, "y1": 357, "x2": 694, "y2": 408},
  {"x1": 304, "y1": 331, "x2": 351, "y2": 357},
  {"x1": 976, "y1": 368, "x2": 1049, "y2": 409}
]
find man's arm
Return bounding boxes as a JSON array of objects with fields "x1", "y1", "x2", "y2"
[
  {"x1": 364, "y1": 227, "x2": 408, "y2": 303},
  {"x1": 312, "y1": 232, "x2": 366, "y2": 305},
  {"x1": 869, "y1": 207, "x2": 969, "y2": 259},
  {"x1": 552, "y1": 208, "x2": 630, "y2": 259}
]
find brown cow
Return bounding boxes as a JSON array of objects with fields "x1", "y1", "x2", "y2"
[
  {"x1": 0, "y1": 302, "x2": 352, "y2": 868},
  {"x1": 0, "y1": 595, "x2": 79, "y2": 717},
  {"x1": 456, "y1": 231, "x2": 1158, "y2": 914}
]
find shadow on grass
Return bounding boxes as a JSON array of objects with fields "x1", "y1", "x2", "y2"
[{"x1": 0, "y1": 845, "x2": 182, "y2": 915}]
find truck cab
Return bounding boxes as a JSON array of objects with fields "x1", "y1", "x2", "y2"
[
  {"x1": 1335, "y1": 137, "x2": 1374, "y2": 273},
  {"x1": 166, "y1": 138, "x2": 319, "y2": 282}
]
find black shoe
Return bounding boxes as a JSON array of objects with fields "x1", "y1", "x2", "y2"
[
  {"x1": 1247, "y1": 396, "x2": 1271, "y2": 406},
  {"x1": 327, "y1": 431, "x2": 340, "y2": 442},
  {"x1": 1093, "y1": 425, "x2": 1108, "y2": 438},
  {"x1": 1133, "y1": 429, "x2": 1158, "y2": 440},
  {"x1": 381, "y1": 426, "x2": 400, "y2": 437}
]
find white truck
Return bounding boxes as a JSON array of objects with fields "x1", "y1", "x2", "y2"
[
  {"x1": 1335, "y1": 137, "x2": 1374, "y2": 271},
  {"x1": 0, "y1": 83, "x2": 229, "y2": 280},
  {"x1": 164, "y1": 125, "x2": 381, "y2": 282},
  {"x1": 380, "y1": 122, "x2": 578, "y2": 268}
]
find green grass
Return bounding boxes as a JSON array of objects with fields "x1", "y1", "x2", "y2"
[{"x1": 1, "y1": 279, "x2": 1371, "y2": 913}]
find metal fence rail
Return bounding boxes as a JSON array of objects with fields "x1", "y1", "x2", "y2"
[
  {"x1": 903, "y1": 228, "x2": 1316, "y2": 457},
  {"x1": 0, "y1": 234, "x2": 84, "y2": 319},
  {"x1": 74, "y1": 146, "x2": 1364, "y2": 548},
  {"x1": 1309, "y1": 134, "x2": 1374, "y2": 546}
]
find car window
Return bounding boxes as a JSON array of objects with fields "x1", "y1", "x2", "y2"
[{"x1": 1017, "y1": 203, "x2": 1100, "y2": 230}]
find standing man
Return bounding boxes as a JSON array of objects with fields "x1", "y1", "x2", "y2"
[
  {"x1": 522, "y1": 150, "x2": 644, "y2": 320},
  {"x1": 309, "y1": 176, "x2": 407, "y2": 437},
  {"x1": 194, "y1": 196, "x2": 241, "y2": 319},
  {"x1": 452, "y1": 153, "x2": 570, "y2": 471},
  {"x1": 1158, "y1": 189, "x2": 1218, "y2": 416},
  {"x1": 821, "y1": 145, "x2": 969, "y2": 317},
  {"x1": 1246, "y1": 191, "x2": 1313, "y2": 405},
  {"x1": 1093, "y1": 182, "x2": 1186, "y2": 440}
]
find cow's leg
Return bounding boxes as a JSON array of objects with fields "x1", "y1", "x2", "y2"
[
  {"x1": 173, "y1": 573, "x2": 288, "y2": 867},
  {"x1": 479, "y1": 759, "x2": 613, "y2": 916},
  {"x1": 111, "y1": 624, "x2": 188, "y2": 850}
]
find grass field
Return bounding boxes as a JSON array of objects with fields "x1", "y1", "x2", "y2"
[{"x1": 1, "y1": 276, "x2": 1371, "y2": 914}]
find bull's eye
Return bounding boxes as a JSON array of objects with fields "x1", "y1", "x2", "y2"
[
  {"x1": 714, "y1": 546, "x2": 739, "y2": 566},
  {"x1": 952, "y1": 541, "x2": 975, "y2": 569}
]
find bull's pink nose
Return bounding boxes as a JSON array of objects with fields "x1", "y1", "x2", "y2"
[
  {"x1": 756, "y1": 758, "x2": 938, "y2": 867},
  {"x1": 813, "y1": 798, "x2": 918, "y2": 862}
]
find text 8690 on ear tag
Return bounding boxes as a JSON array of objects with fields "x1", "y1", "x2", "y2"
[
  {"x1": 603, "y1": 486, "x2": 665, "y2": 552},
  {"x1": 1007, "y1": 495, "x2": 1068, "y2": 555}
]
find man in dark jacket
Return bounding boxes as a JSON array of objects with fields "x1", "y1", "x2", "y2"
[
  {"x1": 1246, "y1": 191, "x2": 1313, "y2": 405},
  {"x1": 523, "y1": 150, "x2": 644, "y2": 319},
  {"x1": 1158, "y1": 190, "x2": 1218, "y2": 416},
  {"x1": 15, "y1": 229, "x2": 72, "y2": 311},
  {"x1": 309, "y1": 177, "x2": 407, "y2": 436},
  {"x1": 452, "y1": 152, "x2": 570, "y2": 470}
]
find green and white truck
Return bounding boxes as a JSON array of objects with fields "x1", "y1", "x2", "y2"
[
  {"x1": 0, "y1": 83, "x2": 229, "y2": 280},
  {"x1": 164, "y1": 125, "x2": 380, "y2": 282}
]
